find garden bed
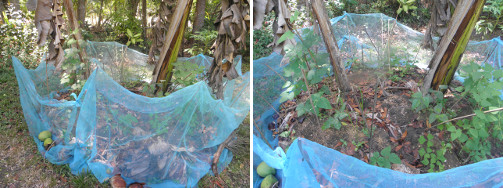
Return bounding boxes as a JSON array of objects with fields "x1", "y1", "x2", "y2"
[{"x1": 269, "y1": 64, "x2": 503, "y2": 173}]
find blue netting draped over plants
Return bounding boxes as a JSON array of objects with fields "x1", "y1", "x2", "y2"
[
  {"x1": 253, "y1": 13, "x2": 503, "y2": 187},
  {"x1": 13, "y1": 41, "x2": 250, "y2": 187}
]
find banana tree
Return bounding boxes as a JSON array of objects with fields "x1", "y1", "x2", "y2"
[
  {"x1": 422, "y1": 0, "x2": 486, "y2": 94},
  {"x1": 147, "y1": 0, "x2": 176, "y2": 65},
  {"x1": 254, "y1": 0, "x2": 296, "y2": 55},
  {"x1": 151, "y1": 0, "x2": 193, "y2": 94},
  {"x1": 207, "y1": 0, "x2": 249, "y2": 99},
  {"x1": 422, "y1": 0, "x2": 458, "y2": 50}
]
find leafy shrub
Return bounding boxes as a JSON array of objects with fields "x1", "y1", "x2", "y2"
[
  {"x1": 253, "y1": 26, "x2": 274, "y2": 59},
  {"x1": 476, "y1": 0, "x2": 503, "y2": 37},
  {"x1": 410, "y1": 62, "x2": 503, "y2": 172},
  {"x1": 452, "y1": 62, "x2": 503, "y2": 162},
  {"x1": 171, "y1": 61, "x2": 205, "y2": 87},
  {"x1": 0, "y1": 7, "x2": 45, "y2": 68},
  {"x1": 185, "y1": 29, "x2": 218, "y2": 56}
]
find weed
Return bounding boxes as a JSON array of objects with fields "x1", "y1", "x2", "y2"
[
  {"x1": 418, "y1": 133, "x2": 450, "y2": 172},
  {"x1": 369, "y1": 146, "x2": 401, "y2": 168},
  {"x1": 322, "y1": 98, "x2": 348, "y2": 130}
]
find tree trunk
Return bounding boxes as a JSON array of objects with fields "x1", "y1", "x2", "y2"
[
  {"x1": 421, "y1": 0, "x2": 485, "y2": 94},
  {"x1": 147, "y1": 0, "x2": 176, "y2": 64},
  {"x1": 311, "y1": 0, "x2": 351, "y2": 92},
  {"x1": 142, "y1": 0, "x2": 147, "y2": 46},
  {"x1": 192, "y1": 0, "x2": 206, "y2": 33},
  {"x1": 189, "y1": 0, "x2": 206, "y2": 46},
  {"x1": 97, "y1": 0, "x2": 104, "y2": 29},
  {"x1": 152, "y1": 0, "x2": 193, "y2": 94},
  {"x1": 0, "y1": 0, "x2": 7, "y2": 18},
  {"x1": 77, "y1": 0, "x2": 86, "y2": 27},
  {"x1": 63, "y1": 0, "x2": 89, "y2": 78},
  {"x1": 128, "y1": 0, "x2": 140, "y2": 19}
]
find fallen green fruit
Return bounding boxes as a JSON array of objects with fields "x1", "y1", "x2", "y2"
[
  {"x1": 257, "y1": 162, "x2": 276, "y2": 177},
  {"x1": 261, "y1": 174, "x2": 278, "y2": 188},
  {"x1": 44, "y1": 138, "x2": 53, "y2": 147},
  {"x1": 38, "y1": 130, "x2": 51, "y2": 141}
]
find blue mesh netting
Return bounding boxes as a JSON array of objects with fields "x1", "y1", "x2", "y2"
[
  {"x1": 13, "y1": 41, "x2": 249, "y2": 187},
  {"x1": 253, "y1": 13, "x2": 503, "y2": 187}
]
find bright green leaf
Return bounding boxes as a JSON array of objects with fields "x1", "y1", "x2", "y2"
[
  {"x1": 389, "y1": 154, "x2": 401, "y2": 164},
  {"x1": 277, "y1": 30, "x2": 294, "y2": 44},
  {"x1": 381, "y1": 146, "x2": 391, "y2": 158},
  {"x1": 419, "y1": 135, "x2": 426, "y2": 145}
]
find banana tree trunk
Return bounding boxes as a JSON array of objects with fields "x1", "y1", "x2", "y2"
[
  {"x1": 421, "y1": 0, "x2": 485, "y2": 94},
  {"x1": 152, "y1": 0, "x2": 193, "y2": 94}
]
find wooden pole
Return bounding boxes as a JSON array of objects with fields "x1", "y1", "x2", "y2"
[{"x1": 311, "y1": 0, "x2": 351, "y2": 92}]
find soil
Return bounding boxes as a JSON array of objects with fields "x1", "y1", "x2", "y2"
[{"x1": 271, "y1": 65, "x2": 499, "y2": 173}]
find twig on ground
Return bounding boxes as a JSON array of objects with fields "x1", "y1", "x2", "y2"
[
  {"x1": 212, "y1": 130, "x2": 236, "y2": 177},
  {"x1": 385, "y1": 87, "x2": 410, "y2": 90},
  {"x1": 255, "y1": 91, "x2": 282, "y2": 118}
]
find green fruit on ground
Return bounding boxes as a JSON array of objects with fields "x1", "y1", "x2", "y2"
[
  {"x1": 44, "y1": 138, "x2": 53, "y2": 147},
  {"x1": 261, "y1": 174, "x2": 278, "y2": 188},
  {"x1": 38, "y1": 130, "x2": 51, "y2": 141},
  {"x1": 257, "y1": 162, "x2": 276, "y2": 177}
]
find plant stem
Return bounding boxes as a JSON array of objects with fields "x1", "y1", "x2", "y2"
[
  {"x1": 253, "y1": 119, "x2": 273, "y2": 150},
  {"x1": 264, "y1": 64, "x2": 288, "y2": 82},
  {"x1": 290, "y1": 26, "x2": 318, "y2": 67},
  {"x1": 369, "y1": 81, "x2": 379, "y2": 153},
  {"x1": 301, "y1": 69, "x2": 321, "y2": 127},
  {"x1": 434, "y1": 107, "x2": 503, "y2": 127}
]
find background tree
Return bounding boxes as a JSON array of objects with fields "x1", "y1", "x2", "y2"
[
  {"x1": 192, "y1": 0, "x2": 206, "y2": 34},
  {"x1": 128, "y1": 0, "x2": 140, "y2": 18},
  {"x1": 77, "y1": 0, "x2": 87, "y2": 27},
  {"x1": 422, "y1": 0, "x2": 486, "y2": 94},
  {"x1": 96, "y1": 0, "x2": 105, "y2": 29}
]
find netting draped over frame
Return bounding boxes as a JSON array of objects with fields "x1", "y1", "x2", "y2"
[
  {"x1": 253, "y1": 13, "x2": 503, "y2": 187},
  {"x1": 13, "y1": 41, "x2": 249, "y2": 187}
]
